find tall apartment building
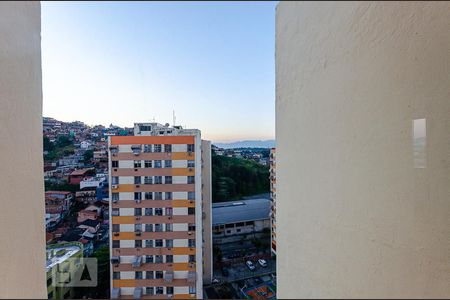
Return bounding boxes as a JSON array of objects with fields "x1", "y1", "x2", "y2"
[
  {"x1": 109, "y1": 122, "x2": 212, "y2": 299},
  {"x1": 269, "y1": 148, "x2": 276, "y2": 256}
]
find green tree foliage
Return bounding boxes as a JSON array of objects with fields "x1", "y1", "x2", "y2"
[
  {"x1": 84, "y1": 149, "x2": 94, "y2": 163},
  {"x1": 44, "y1": 135, "x2": 75, "y2": 162},
  {"x1": 212, "y1": 152, "x2": 269, "y2": 202},
  {"x1": 43, "y1": 136, "x2": 54, "y2": 151}
]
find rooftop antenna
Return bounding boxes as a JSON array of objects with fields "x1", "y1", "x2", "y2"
[
  {"x1": 152, "y1": 116, "x2": 155, "y2": 122},
  {"x1": 173, "y1": 110, "x2": 176, "y2": 126}
]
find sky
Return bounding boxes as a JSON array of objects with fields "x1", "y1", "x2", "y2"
[{"x1": 41, "y1": 1, "x2": 276, "y2": 143}]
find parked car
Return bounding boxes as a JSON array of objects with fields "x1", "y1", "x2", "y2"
[
  {"x1": 258, "y1": 259, "x2": 267, "y2": 267},
  {"x1": 221, "y1": 267, "x2": 229, "y2": 277},
  {"x1": 246, "y1": 260, "x2": 256, "y2": 271}
]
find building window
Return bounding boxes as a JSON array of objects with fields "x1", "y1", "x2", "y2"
[
  {"x1": 155, "y1": 208, "x2": 163, "y2": 216},
  {"x1": 112, "y1": 176, "x2": 119, "y2": 185},
  {"x1": 165, "y1": 224, "x2": 173, "y2": 232},
  {"x1": 112, "y1": 208, "x2": 119, "y2": 216},
  {"x1": 187, "y1": 144, "x2": 195, "y2": 152},
  {"x1": 112, "y1": 224, "x2": 120, "y2": 232},
  {"x1": 135, "y1": 240, "x2": 142, "y2": 248},
  {"x1": 48, "y1": 291, "x2": 53, "y2": 299},
  {"x1": 135, "y1": 223, "x2": 142, "y2": 232},
  {"x1": 166, "y1": 287, "x2": 174, "y2": 295},
  {"x1": 236, "y1": 222, "x2": 245, "y2": 227},
  {"x1": 112, "y1": 161, "x2": 118, "y2": 168},
  {"x1": 165, "y1": 192, "x2": 172, "y2": 200},
  {"x1": 225, "y1": 224, "x2": 234, "y2": 228},
  {"x1": 154, "y1": 176, "x2": 162, "y2": 184},
  {"x1": 154, "y1": 192, "x2": 163, "y2": 200},
  {"x1": 189, "y1": 255, "x2": 196, "y2": 263},
  {"x1": 162, "y1": 160, "x2": 172, "y2": 169},
  {"x1": 154, "y1": 160, "x2": 162, "y2": 168},
  {"x1": 187, "y1": 160, "x2": 195, "y2": 168},
  {"x1": 134, "y1": 208, "x2": 142, "y2": 216},
  {"x1": 145, "y1": 240, "x2": 153, "y2": 248},
  {"x1": 165, "y1": 176, "x2": 172, "y2": 184},
  {"x1": 144, "y1": 176, "x2": 152, "y2": 185},
  {"x1": 166, "y1": 255, "x2": 173, "y2": 263},
  {"x1": 144, "y1": 192, "x2": 152, "y2": 200},
  {"x1": 155, "y1": 255, "x2": 163, "y2": 263},
  {"x1": 155, "y1": 224, "x2": 163, "y2": 232},
  {"x1": 166, "y1": 239, "x2": 173, "y2": 248},
  {"x1": 144, "y1": 160, "x2": 152, "y2": 168},
  {"x1": 165, "y1": 207, "x2": 173, "y2": 216},
  {"x1": 189, "y1": 286, "x2": 196, "y2": 294},
  {"x1": 112, "y1": 240, "x2": 120, "y2": 248},
  {"x1": 155, "y1": 239, "x2": 163, "y2": 247},
  {"x1": 164, "y1": 144, "x2": 172, "y2": 152},
  {"x1": 144, "y1": 208, "x2": 153, "y2": 216},
  {"x1": 144, "y1": 144, "x2": 152, "y2": 153},
  {"x1": 145, "y1": 287, "x2": 154, "y2": 295},
  {"x1": 112, "y1": 193, "x2": 119, "y2": 201},
  {"x1": 146, "y1": 255, "x2": 153, "y2": 263},
  {"x1": 236, "y1": 228, "x2": 241, "y2": 233},
  {"x1": 154, "y1": 144, "x2": 162, "y2": 152},
  {"x1": 188, "y1": 192, "x2": 195, "y2": 200},
  {"x1": 156, "y1": 287, "x2": 164, "y2": 295},
  {"x1": 134, "y1": 176, "x2": 141, "y2": 184},
  {"x1": 155, "y1": 272, "x2": 163, "y2": 279},
  {"x1": 134, "y1": 192, "x2": 142, "y2": 200},
  {"x1": 188, "y1": 239, "x2": 195, "y2": 247},
  {"x1": 134, "y1": 160, "x2": 141, "y2": 168},
  {"x1": 188, "y1": 223, "x2": 195, "y2": 231},
  {"x1": 135, "y1": 271, "x2": 143, "y2": 279},
  {"x1": 146, "y1": 271, "x2": 154, "y2": 279},
  {"x1": 188, "y1": 176, "x2": 195, "y2": 184},
  {"x1": 47, "y1": 277, "x2": 52, "y2": 286},
  {"x1": 145, "y1": 224, "x2": 153, "y2": 232},
  {"x1": 188, "y1": 207, "x2": 195, "y2": 215},
  {"x1": 113, "y1": 272, "x2": 120, "y2": 280}
]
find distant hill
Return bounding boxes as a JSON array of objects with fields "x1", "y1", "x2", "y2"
[{"x1": 213, "y1": 140, "x2": 275, "y2": 149}]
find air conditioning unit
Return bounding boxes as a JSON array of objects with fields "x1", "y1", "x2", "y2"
[
  {"x1": 113, "y1": 199, "x2": 118, "y2": 203},
  {"x1": 188, "y1": 231, "x2": 192, "y2": 235},
  {"x1": 113, "y1": 232, "x2": 119, "y2": 236},
  {"x1": 188, "y1": 168, "x2": 193, "y2": 172},
  {"x1": 135, "y1": 184, "x2": 140, "y2": 188},
  {"x1": 112, "y1": 153, "x2": 117, "y2": 156},
  {"x1": 135, "y1": 199, "x2": 141, "y2": 204},
  {"x1": 135, "y1": 216, "x2": 141, "y2": 220},
  {"x1": 112, "y1": 185, "x2": 118, "y2": 189},
  {"x1": 135, "y1": 231, "x2": 141, "y2": 236},
  {"x1": 188, "y1": 151, "x2": 193, "y2": 156}
]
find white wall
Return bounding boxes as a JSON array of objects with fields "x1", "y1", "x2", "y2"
[
  {"x1": 276, "y1": 2, "x2": 450, "y2": 298},
  {"x1": 0, "y1": 2, "x2": 46, "y2": 298}
]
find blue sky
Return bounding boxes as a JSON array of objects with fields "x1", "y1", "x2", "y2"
[{"x1": 41, "y1": 1, "x2": 276, "y2": 142}]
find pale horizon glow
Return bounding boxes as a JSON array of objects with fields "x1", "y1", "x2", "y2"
[{"x1": 41, "y1": 1, "x2": 276, "y2": 142}]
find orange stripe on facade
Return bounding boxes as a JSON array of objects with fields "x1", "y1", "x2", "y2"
[{"x1": 111, "y1": 136, "x2": 194, "y2": 145}]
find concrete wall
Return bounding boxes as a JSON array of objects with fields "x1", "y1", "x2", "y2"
[
  {"x1": 0, "y1": 2, "x2": 46, "y2": 298},
  {"x1": 276, "y1": 2, "x2": 450, "y2": 298}
]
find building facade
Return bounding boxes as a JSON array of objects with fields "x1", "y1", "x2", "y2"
[
  {"x1": 109, "y1": 123, "x2": 211, "y2": 299},
  {"x1": 276, "y1": 2, "x2": 450, "y2": 298},
  {"x1": 46, "y1": 242, "x2": 83, "y2": 299},
  {"x1": 269, "y1": 148, "x2": 276, "y2": 255}
]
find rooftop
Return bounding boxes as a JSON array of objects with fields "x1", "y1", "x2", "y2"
[
  {"x1": 212, "y1": 198, "x2": 271, "y2": 225},
  {"x1": 46, "y1": 243, "x2": 82, "y2": 272}
]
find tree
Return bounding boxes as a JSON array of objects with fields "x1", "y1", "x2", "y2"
[
  {"x1": 83, "y1": 150, "x2": 94, "y2": 163},
  {"x1": 43, "y1": 136, "x2": 54, "y2": 151}
]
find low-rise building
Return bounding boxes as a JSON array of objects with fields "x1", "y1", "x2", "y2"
[
  {"x1": 45, "y1": 191, "x2": 73, "y2": 231},
  {"x1": 212, "y1": 198, "x2": 271, "y2": 244},
  {"x1": 68, "y1": 168, "x2": 95, "y2": 185},
  {"x1": 46, "y1": 242, "x2": 83, "y2": 299}
]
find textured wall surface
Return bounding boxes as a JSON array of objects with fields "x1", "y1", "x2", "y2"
[
  {"x1": 276, "y1": 2, "x2": 450, "y2": 298},
  {"x1": 0, "y1": 2, "x2": 46, "y2": 298}
]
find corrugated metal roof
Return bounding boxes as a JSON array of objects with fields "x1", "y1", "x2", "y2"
[{"x1": 212, "y1": 198, "x2": 271, "y2": 225}]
